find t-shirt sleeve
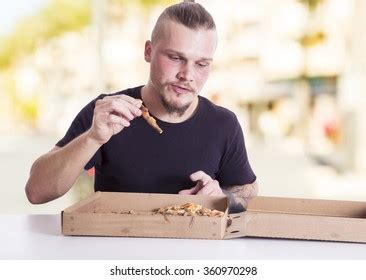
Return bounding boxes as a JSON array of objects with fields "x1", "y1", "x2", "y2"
[
  {"x1": 217, "y1": 116, "x2": 256, "y2": 187},
  {"x1": 55, "y1": 97, "x2": 102, "y2": 170}
]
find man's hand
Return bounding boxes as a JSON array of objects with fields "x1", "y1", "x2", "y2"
[
  {"x1": 225, "y1": 181, "x2": 258, "y2": 212},
  {"x1": 179, "y1": 171, "x2": 224, "y2": 196},
  {"x1": 87, "y1": 95, "x2": 143, "y2": 145}
]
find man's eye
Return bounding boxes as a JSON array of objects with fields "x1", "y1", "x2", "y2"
[
  {"x1": 169, "y1": 56, "x2": 180, "y2": 61},
  {"x1": 197, "y1": 62, "x2": 209, "y2": 68}
]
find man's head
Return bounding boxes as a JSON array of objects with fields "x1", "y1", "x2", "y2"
[{"x1": 144, "y1": 1, "x2": 217, "y2": 116}]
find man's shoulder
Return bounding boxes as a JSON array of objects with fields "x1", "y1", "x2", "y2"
[{"x1": 199, "y1": 96, "x2": 238, "y2": 125}]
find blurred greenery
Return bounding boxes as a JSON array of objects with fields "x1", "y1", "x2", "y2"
[
  {"x1": 0, "y1": 0, "x2": 174, "y2": 125},
  {"x1": 1, "y1": 70, "x2": 39, "y2": 125},
  {"x1": 298, "y1": 0, "x2": 324, "y2": 11},
  {"x1": 0, "y1": 0, "x2": 175, "y2": 70},
  {"x1": 15, "y1": 97, "x2": 40, "y2": 126},
  {"x1": 0, "y1": 0, "x2": 91, "y2": 70}
]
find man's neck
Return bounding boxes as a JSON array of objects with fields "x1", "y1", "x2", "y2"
[{"x1": 141, "y1": 84, "x2": 199, "y2": 123}]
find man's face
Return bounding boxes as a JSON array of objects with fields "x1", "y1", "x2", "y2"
[{"x1": 145, "y1": 20, "x2": 217, "y2": 116}]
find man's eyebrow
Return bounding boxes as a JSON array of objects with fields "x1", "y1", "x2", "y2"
[{"x1": 165, "y1": 49, "x2": 213, "y2": 61}]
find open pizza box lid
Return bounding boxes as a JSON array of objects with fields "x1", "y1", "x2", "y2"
[
  {"x1": 240, "y1": 196, "x2": 366, "y2": 243},
  {"x1": 62, "y1": 192, "x2": 366, "y2": 242}
]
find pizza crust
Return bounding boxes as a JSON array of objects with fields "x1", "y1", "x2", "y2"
[{"x1": 140, "y1": 104, "x2": 163, "y2": 134}]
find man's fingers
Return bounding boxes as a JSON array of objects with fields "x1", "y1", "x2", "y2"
[
  {"x1": 96, "y1": 99, "x2": 140, "y2": 120},
  {"x1": 102, "y1": 95, "x2": 143, "y2": 108},
  {"x1": 196, "y1": 186, "x2": 224, "y2": 196},
  {"x1": 190, "y1": 170, "x2": 212, "y2": 185},
  {"x1": 179, "y1": 182, "x2": 203, "y2": 195},
  {"x1": 97, "y1": 96, "x2": 142, "y2": 116},
  {"x1": 120, "y1": 95, "x2": 143, "y2": 107},
  {"x1": 190, "y1": 182, "x2": 204, "y2": 194},
  {"x1": 195, "y1": 180, "x2": 224, "y2": 196},
  {"x1": 178, "y1": 189, "x2": 192, "y2": 195},
  {"x1": 196, "y1": 185, "x2": 213, "y2": 195},
  {"x1": 101, "y1": 99, "x2": 140, "y2": 117},
  {"x1": 107, "y1": 114, "x2": 130, "y2": 127}
]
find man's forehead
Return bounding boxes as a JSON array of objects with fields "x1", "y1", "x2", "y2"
[{"x1": 156, "y1": 20, "x2": 217, "y2": 58}]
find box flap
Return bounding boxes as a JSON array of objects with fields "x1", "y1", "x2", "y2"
[
  {"x1": 247, "y1": 196, "x2": 366, "y2": 218},
  {"x1": 245, "y1": 196, "x2": 366, "y2": 243},
  {"x1": 97, "y1": 192, "x2": 228, "y2": 212}
]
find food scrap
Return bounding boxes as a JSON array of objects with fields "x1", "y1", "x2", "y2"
[
  {"x1": 154, "y1": 203, "x2": 224, "y2": 217},
  {"x1": 140, "y1": 104, "x2": 163, "y2": 134}
]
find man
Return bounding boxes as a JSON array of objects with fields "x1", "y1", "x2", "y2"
[{"x1": 25, "y1": 1, "x2": 257, "y2": 212}]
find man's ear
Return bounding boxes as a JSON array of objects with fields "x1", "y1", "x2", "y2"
[{"x1": 144, "y1": 40, "x2": 152, "y2": 62}]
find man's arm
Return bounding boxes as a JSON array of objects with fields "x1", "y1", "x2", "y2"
[
  {"x1": 223, "y1": 181, "x2": 258, "y2": 213},
  {"x1": 25, "y1": 132, "x2": 101, "y2": 204},
  {"x1": 25, "y1": 95, "x2": 143, "y2": 204}
]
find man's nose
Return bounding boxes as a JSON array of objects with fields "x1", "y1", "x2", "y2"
[{"x1": 177, "y1": 63, "x2": 194, "y2": 82}]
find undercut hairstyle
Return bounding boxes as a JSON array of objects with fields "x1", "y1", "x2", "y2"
[{"x1": 151, "y1": 0, "x2": 216, "y2": 43}]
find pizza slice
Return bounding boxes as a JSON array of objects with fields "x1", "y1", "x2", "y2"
[{"x1": 140, "y1": 104, "x2": 163, "y2": 134}]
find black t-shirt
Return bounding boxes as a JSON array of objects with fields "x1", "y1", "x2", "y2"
[{"x1": 56, "y1": 86, "x2": 256, "y2": 194}]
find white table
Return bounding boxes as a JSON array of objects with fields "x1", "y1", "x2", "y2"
[{"x1": 1, "y1": 214, "x2": 365, "y2": 260}]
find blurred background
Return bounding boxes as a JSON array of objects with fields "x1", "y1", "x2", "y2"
[{"x1": 1, "y1": 0, "x2": 365, "y2": 214}]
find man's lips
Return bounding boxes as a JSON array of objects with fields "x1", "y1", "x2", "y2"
[{"x1": 171, "y1": 84, "x2": 193, "y2": 94}]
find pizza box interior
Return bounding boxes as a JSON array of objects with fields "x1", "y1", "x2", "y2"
[{"x1": 62, "y1": 191, "x2": 366, "y2": 243}]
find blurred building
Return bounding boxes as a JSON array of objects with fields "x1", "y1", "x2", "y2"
[{"x1": 0, "y1": 0, "x2": 366, "y2": 213}]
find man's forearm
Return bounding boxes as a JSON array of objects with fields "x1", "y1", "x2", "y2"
[
  {"x1": 223, "y1": 181, "x2": 258, "y2": 213},
  {"x1": 25, "y1": 130, "x2": 101, "y2": 204}
]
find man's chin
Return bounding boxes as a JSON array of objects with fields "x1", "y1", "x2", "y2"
[{"x1": 160, "y1": 97, "x2": 191, "y2": 116}]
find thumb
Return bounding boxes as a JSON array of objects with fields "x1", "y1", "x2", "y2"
[
  {"x1": 179, "y1": 181, "x2": 203, "y2": 195},
  {"x1": 190, "y1": 171, "x2": 212, "y2": 185}
]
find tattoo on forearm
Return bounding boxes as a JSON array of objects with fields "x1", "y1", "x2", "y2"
[
  {"x1": 224, "y1": 182, "x2": 258, "y2": 213},
  {"x1": 227, "y1": 183, "x2": 258, "y2": 200}
]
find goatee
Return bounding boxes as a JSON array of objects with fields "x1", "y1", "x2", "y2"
[{"x1": 160, "y1": 95, "x2": 191, "y2": 117}]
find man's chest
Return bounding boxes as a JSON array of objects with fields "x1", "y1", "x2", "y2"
[{"x1": 100, "y1": 128, "x2": 223, "y2": 180}]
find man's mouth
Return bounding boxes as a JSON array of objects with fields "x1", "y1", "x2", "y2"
[{"x1": 170, "y1": 84, "x2": 193, "y2": 94}]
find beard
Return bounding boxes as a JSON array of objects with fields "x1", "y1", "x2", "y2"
[
  {"x1": 159, "y1": 87, "x2": 194, "y2": 117},
  {"x1": 160, "y1": 95, "x2": 191, "y2": 117}
]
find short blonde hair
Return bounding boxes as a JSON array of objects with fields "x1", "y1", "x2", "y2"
[{"x1": 151, "y1": 1, "x2": 216, "y2": 43}]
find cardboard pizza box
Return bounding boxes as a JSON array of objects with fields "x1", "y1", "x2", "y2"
[
  {"x1": 241, "y1": 196, "x2": 366, "y2": 243},
  {"x1": 62, "y1": 192, "x2": 366, "y2": 242},
  {"x1": 62, "y1": 191, "x2": 229, "y2": 239}
]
